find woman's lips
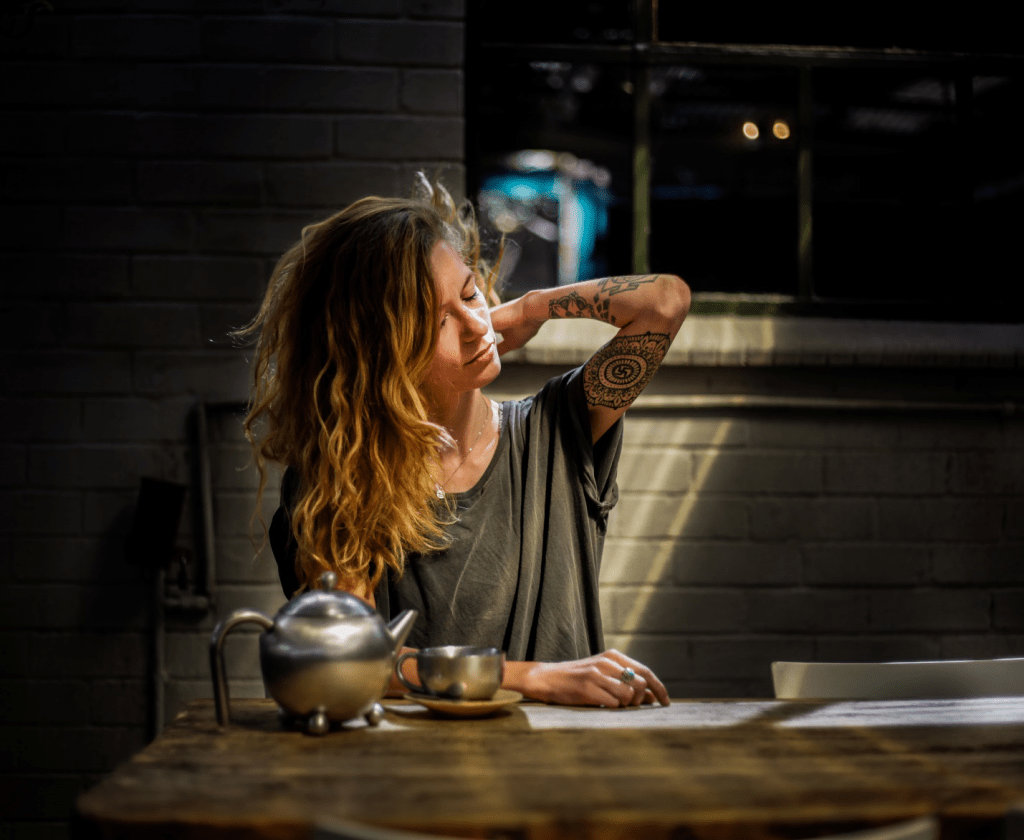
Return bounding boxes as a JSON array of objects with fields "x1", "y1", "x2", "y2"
[{"x1": 466, "y1": 342, "x2": 495, "y2": 365}]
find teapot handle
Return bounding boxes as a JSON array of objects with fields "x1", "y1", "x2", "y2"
[{"x1": 209, "y1": 609, "x2": 274, "y2": 727}]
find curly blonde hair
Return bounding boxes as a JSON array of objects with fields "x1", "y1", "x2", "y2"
[{"x1": 235, "y1": 177, "x2": 500, "y2": 595}]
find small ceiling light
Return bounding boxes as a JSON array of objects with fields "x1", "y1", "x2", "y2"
[
  {"x1": 773, "y1": 120, "x2": 791, "y2": 140},
  {"x1": 742, "y1": 122, "x2": 760, "y2": 140}
]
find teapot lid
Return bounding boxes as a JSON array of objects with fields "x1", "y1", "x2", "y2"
[{"x1": 277, "y1": 571, "x2": 377, "y2": 620}]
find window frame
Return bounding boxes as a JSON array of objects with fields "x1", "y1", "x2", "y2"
[{"x1": 465, "y1": 1, "x2": 1024, "y2": 323}]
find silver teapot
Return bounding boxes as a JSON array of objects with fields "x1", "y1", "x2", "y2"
[{"x1": 210, "y1": 571, "x2": 417, "y2": 734}]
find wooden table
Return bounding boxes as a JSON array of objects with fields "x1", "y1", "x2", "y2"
[{"x1": 75, "y1": 696, "x2": 1024, "y2": 840}]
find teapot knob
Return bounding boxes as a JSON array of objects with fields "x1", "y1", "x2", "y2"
[{"x1": 319, "y1": 571, "x2": 337, "y2": 591}]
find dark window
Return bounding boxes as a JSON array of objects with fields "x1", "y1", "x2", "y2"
[{"x1": 467, "y1": 2, "x2": 1024, "y2": 321}]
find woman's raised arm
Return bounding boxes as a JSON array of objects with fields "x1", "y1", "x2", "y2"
[{"x1": 490, "y1": 274, "x2": 690, "y2": 442}]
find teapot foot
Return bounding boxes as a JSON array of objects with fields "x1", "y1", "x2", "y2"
[
  {"x1": 307, "y1": 710, "x2": 330, "y2": 735},
  {"x1": 364, "y1": 703, "x2": 385, "y2": 727}
]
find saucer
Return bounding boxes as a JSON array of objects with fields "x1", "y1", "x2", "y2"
[{"x1": 404, "y1": 689, "x2": 522, "y2": 718}]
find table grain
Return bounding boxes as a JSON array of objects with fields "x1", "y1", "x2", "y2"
[{"x1": 75, "y1": 696, "x2": 1024, "y2": 840}]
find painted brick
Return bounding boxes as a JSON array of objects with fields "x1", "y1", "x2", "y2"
[
  {"x1": 198, "y1": 66, "x2": 398, "y2": 113},
  {"x1": 622, "y1": 415, "x2": 749, "y2": 448},
  {"x1": 618, "y1": 448, "x2": 691, "y2": 493},
  {"x1": 133, "y1": 350, "x2": 251, "y2": 400},
  {"x1": 600, "y1": 540, "x2": 676, "y2": 585},
  {"x1": 0, "y1": 62, "x2": 73, "y2": 108},
  {"x1": 0, "y1": 584, "x2": 149, "y2": 631},
  {"x1": 197, "y1": 210, "x2": 316, "y2": 256},
  {"x1": 163, "y1": 678, "x2": 265, "y2": 724},
  {"x1": 403, "y1": 0, "x2": 464, "y2": 17},
  {"x1": 940, "y1": 634, "x2": 1024, "y2": 659},
  {"x1": 674, "y1": 542, "x2": 803, "y2": 586},
  {"x1": 401, "y1": 69, "x2": 462, "y2": 113},
  {"x1": 0, "y1": 633, "x2": 31, "y2": 677},
  {"x1": 896, "y1": 416, "x2": 1008, "y2": 451},
  {"x1": 803, "y1": 544, "x2": 931, "y2": 586},
  {"x1": 82, "y1": 397, "x2": 194, "y2": 442},
  {"x1": 950, "y1": 451, "x2": 1024, "y2": 495},
  {"x1": 202, "y1": 16, "x2": 334, "y2": 62},
  {"x1": 130, "y1": 115, "x2": 333, "y2": 159},
  {"x1": 214, "y1": 491, "x2": 279, "y2": 537},
  {"x1": 90, "y1": 679, "x2": 147, "y2": 726},
  {"x1": 689, "y1": 637, "x2": 815, "y2": 680},
  {"x1": 604, "y1": 587, "x2": 747, "y2": 634},
  {"x1": 137, "y1": 162, "x2": 263, "y2": 205},
  {"x1": 0, "y1": 680, "x2": 91, "y2": 724},
  {"x1": 6, "y1": 255, "x2": 130, "y2": 300},
  {"x1": 64, "y1": 303, "x2": 200, "y2": 348},
  {"x1": 208, "y1": 444, "x2": 259, "y2": 490},
  {"x1": 824, "y1": 451, "x2": 948, "y2": 495},
  {"x1": 27, "y1": 632, "x2": 146, "y2": 678},
  {"x1": 335, "y1": 116, "x2": 463, "y2": 160},
  {"x1": 0, "y1": 351, "x2": 131, "y2": 396},
  {"x1": 691, "y1": 450, "x2": 822, "y2": 494},
  {"x1": 28, "y1": 444, "x2": 187, "y2": 489},
  {"x1": 166, "y1": 630, "x2": 262, "y2": 680},
  {"x1": 749, "y1": 498, "x2": 874, "y2": 541},
  {"x1": 213, "y1": 584, "x2": 288, "y2": 625},
  {"x1": 601, "y1": 635, "x2": 690, "y2": 680},
  {"x1": 66, "y1": 112, "x2": 136, "y2": 156},
  {"x1": 665, "y1": 678, "x2": 773, "y2": 699},
  {"x1": 12, "y1": 726, "x2": 147, "y2": 772},
  {"x1": 877, "y1": 499, "x2": 1004, "y2": 542},
  {"x1": 63, "y1": 207, "x2": 194, "y2": 253},
  {"x1": 609, "y1": 494, "x2": 748, "y2": 540},
  {"x1": 1, "y1": 159, "x2": 132, "y2": 202},
  {"x1": 132, "y1": 256, "x2": 265, "y2": 301},
  {"x1": 81, "y1": 489, "x2": 136, "y2": 536},
  {"x1": 336, "y1": 21, "x2": 462, "y2": 66},
  {"x1": 0, "y1": 14, "x2": 69, "y2": 58},
  {"x1": 73, "y1": 16, "x2": 200, "y2": 59},
  {"x1": 1008, "y1": 500, "x2": 1024, "y2": 540},
  {"x1": 0, "y1": 491, "x2": 81, "y2": 535},
  {"x1": 748, "y1": 416, "x2": 901, "y2": 450},
  {"x1": 266, "y1": 162, "x2": 402, "y2": 207},
  {"x1": 994, "y1": 590, "x2": 1024, "y2": 630},
  {"x1": 745, "y1": 589, "x2": 870, "y2": 633},
  {"x1": 0, "y1": 303, "x2": 58, "y2": 349},
  {"x1": 0, "y1": 112, "x2": 66, "y2": 156},
  {"x1": 932, "y1": 544, "x2": 1024, "y2": 584},
  {"x1": 400, "y1": 162, "x2": 464, "y2": 200},
  {"x1": 216, "y1": 538, "x2": 281, "y2": 585},
  {"x1": 815, "y1": 635, "x2": 944, "y2": 662},
  {"x1": 0, "y1": 205, "x2": 61, "y2": 248},
  {"x1": 269, "y1": 0, "x2": 401, "y2": 14},
  {"x1": 201, "y1": 304, "x2": 262, "y2": 348},
  {"x1": 10, "y1": 537, "x2": 145, "y2": 584},
  {"x1": 0, "y1": 775, "x2": 84, "y2": 821},
  {"x1": 868, "y1": 590, "x2": 992, "y2": 632}
]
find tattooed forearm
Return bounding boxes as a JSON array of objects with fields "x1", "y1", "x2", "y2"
[
  {"x1": 595, "y1": 274, "x2": 661, "y2": 298},
  {"x1": 548, "y1": 291, "x2": 600, "y2": 320},
  {"x1": 583, "y1": 331, "x2": 670, "y2": 410}
]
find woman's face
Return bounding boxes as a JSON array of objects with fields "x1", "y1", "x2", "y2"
[{"x1": 421, "y1": 241, "x2": 500, "y2": 407}]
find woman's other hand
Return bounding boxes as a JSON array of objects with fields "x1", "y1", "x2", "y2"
[{"x1": 505, "y1": 650, "x2": 670, "y2": 707}]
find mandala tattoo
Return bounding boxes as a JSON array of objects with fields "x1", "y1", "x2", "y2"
[{"x1": 584, "y1": 331, "x2": 670, "y2": 410}]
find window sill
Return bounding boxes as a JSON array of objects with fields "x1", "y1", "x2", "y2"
[{"x1": 500, "y1": 316, "x2": 1024, "y2": 368}]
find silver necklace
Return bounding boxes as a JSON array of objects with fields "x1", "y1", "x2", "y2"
[{"x1": 435, "y1": 399, "x2": 501, "y2": 500}]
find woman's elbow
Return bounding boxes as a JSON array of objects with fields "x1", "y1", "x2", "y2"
[{"x1": 655, "y1": 273, "x2": 690, "y2": 328}]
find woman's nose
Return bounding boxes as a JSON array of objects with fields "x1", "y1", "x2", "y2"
[{"x1": 461, "y1": 307, "x2": 490, "y2": 339}]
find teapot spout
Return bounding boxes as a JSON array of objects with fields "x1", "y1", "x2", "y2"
[{"x1": 386, "y1": 609, "x2": 418, "y2": 652}]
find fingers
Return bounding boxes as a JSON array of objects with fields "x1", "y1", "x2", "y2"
[{"x1": 604, "y1": 650, "x2": 671, "y2": 707}]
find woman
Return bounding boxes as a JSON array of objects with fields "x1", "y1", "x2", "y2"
[{"x1": 239, "y1": 178, "x2": 690, "y2": 708}]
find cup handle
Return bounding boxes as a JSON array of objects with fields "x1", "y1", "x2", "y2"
[{"x1": 394, "y1": 650, "x2": 419, "y2": 694}]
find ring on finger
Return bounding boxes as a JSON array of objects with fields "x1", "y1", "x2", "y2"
[{"x1": 619, "y1": 667, "x2": 636, "y2": 684}]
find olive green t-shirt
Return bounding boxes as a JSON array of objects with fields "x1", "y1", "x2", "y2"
[{"x1": 270, "y1": 365, "x2": 622, "y2": 663}]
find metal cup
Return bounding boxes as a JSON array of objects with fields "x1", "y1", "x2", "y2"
[{"x1": 395, "y1": 645, "x2": 504, "y2": 700}]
